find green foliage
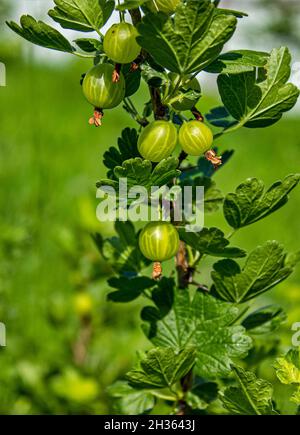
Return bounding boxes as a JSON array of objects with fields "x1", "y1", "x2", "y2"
[
  {"x1": 218, "y1": 47, "x2": 300, "y2": 129},
  {"x1": 6, "y1": 15, "x2": 74, "y2": 53},
  {"x1": 97, "y1": 157, "x2": 180, "y2": 190},
  {"x1": 179, "y1": 227, "x2": 246, "y2": 258},
  {"x1": 126, "y1": 347, "x2": 196, "y2": 389},
  {"x1": 5, "y1": 0, "x2": 300, "y2": 417},
  {"x1": 116, "y1": 0, "x2": 149, "y2": 12},
  {"x1": 137, "y1": 0, "x2": 237, "y2": 74},
  {"x1": 224, "y1": 174, "x2": 300, "y2": 229},
  {"x1": 221, "y1": 366, "x2": 277, "y2": 415},
  {"x1": 107, "y1": 381, "x2": 156, "y2": 414},
  {"x1": 74, "y1": 38, "x2": 103, "y2": 53},
  {"x1": 205, "y1": 50, "x2": 269, "y2": 74},
  {"x1": 274, "y1": 349, "x2": 300, "y2": 405},
  {"x1": 212, "y1": 241, "x2": 294, "y2": 303},
  {"x1": 93, "y1": 221, "x2": 150, "y2": 274},
  {"x1": 242, "y1": 305, "x2": 287, "y2": 335},
  {"x1": 142, "y1": 284, "x2": 252, "y2": 378},
  {"x1": 103, "y1": 128, "x2": 140, "y2": 178},
  {"x1": 107, "y1": 276, "x2": 155, "y2": 302},
  {"x1": 48, "y1": 0, "x2": 114, "y2": 32}
]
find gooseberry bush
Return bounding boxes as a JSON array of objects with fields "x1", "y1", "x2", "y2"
[{"x1": 8, "y1": 0, "x2": 300, "y2": 415}]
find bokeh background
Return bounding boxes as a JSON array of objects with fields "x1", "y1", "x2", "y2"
[{"x1": 0, "y1": 0, "x2": 300, "y2": 414}]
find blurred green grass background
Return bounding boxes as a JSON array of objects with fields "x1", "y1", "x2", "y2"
[{"x1": 1, "y1": 1, "x2": 300, "y2": 414}]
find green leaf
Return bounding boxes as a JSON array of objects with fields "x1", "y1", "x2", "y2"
[
  {"x1": 107, "y1": 276, "x2": 156, "y2": 302},
  {"x1": 211, "y1": 241, "x2": 293, "y2": 303},
  {"x1": 101, "y1": 157, "x2": 180, "y2": 190},
  {"x1": 206, "y1": 106, "x2": 236, "y2": 128},
  {"x1": 179, "y1": 227, "x2": 246, "y2": 258},
  {"x1": 205, "y1": 50, "x2": 269, "y2": 74},
  {"x1": 285, "y1": 251, "x2": 300, "y2": 268},
  {"x1": 242, "y1": 305, "x2": 286, "y2": 335},
  {"x1": 107, "y1": 381, "x2": 155, "y2": 415},
  {"x1": 221, "y1": 366, "x2": 277, "y2": 415},
  {"x1": 186, "y1": 380, "x2": 218, "y2": 410},
  {"x1": 216, "y1": 8, "x2": 248, "y2": 19},
  {"x1": 122, "y1": 64, "x2": 142, "y2": 98},
  {"x1": 74, "y1": 37, "x2": 102, "y2": 52},
  {"x1": 137, "y1": 0, "x2": 237, "y2": 75},
  {"x1": 218, "y1": 47, "x2": 300, "y2": 128},
  {"x1": 274, "y1": 349, "x2": 300, "y2": 385},
  {"x1": 92, "y1": 221, "x2": 150, "y2": 274},
  {"x1": 48, "y1": 0, "x2": 114, "y2": 32},
  {"x1": 126, "y1": 347, "x2": 196, "y2": 389},
  {"x1": 224, "y1": 174, "x2": 300, "y2": 229},
  {"x1": 244, "y1": 338, "x2": 280, "y2": 369},
  {"x1": 140, "y1": 63, "x2": 168, "y2": 88},
  {"x1": 116, "y1": 0, "x2": 148, "y2": 11},
  {"x1": 142, "y1": 288, "x2": 251, "y2": 378},
  {"x1": 103, "y1": 128, "x2": 141, "y2": 177},
  {"x1": 6, "y1": 15, "x2": 74, "y2": 53},
  {"x1": 274, "y1": 349, "x2": 300, "y2": 406},
  {"x1": 179, "y1": 176, "x2": 224, "y2": 213}
]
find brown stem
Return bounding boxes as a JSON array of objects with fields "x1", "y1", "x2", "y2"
[
  {"x1": 129, "y1": 8, "x2": 142, "y2": 25},
  {"x1": 149, "y1": 86, "x2": 167, "y2": 120},
  {"x1": 129, "y1": 8, "x2": 167, "y2": 121},
  {"x1": 191, "y1": 106, "x2": 204, "y2": 121},
  {"x1": 130, "y1": 6, "x2": 192, "y2": 413},
  {"x1": 176, "y1": 241, "x2": 194, "y2": 289}
]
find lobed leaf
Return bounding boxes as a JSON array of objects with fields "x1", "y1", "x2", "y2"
[
  {"x1": 126, "y1": 347, "x2": 197, "y2": 389},
  {"x1": 6, "y1": 15, "x2": 74, "y2": 53},
  {"x1": 107, "y1": 381, "x2": 155, "y2": 414},
  {"x1": 142, "y1": 287, "x2": 251, "y2": 378},
  {"x1": 211, "y1": 240, "x2": 294, "y2": 303},
  {"x1": 218, "y1": 47, "x2": 300, "y2": 128},
  {"x1": 179, "y1": 227, "x2": 246, "y2": 258},
  {"x1": 92, "y1": 221, "x2": 150, "y2": 275},
  {"x1": 274, "y1": 349, "x2": 300, "y2": 406},
  {"x1": 100, "y1": 157, "x2": 180, "y2": 190},
  {"x1": 206, "y1": 106, "x2": 236, "y2": 128},
  {"x1": 74, "y1": 37, "x2": 102, "y2": 52},
  {"x1": 137, "y1": 0, "x2": 237, "y2": 75},
  {"x1": 186, "y1": 380, "x2": 218, "y2": 410},
  {"x1": 48, "y1": 0, "x2": 114, "y2": 32},
  {"x1": 221, "y1": 366, "x2": 277, "y2": 415},
  {"x1": 205, "y1": 50, "x2": 269, "y2": 74},
  {"x1": 223, "y1": 174, "x2": 300, "y2": 229},
  {"x1": 107, "y1": 275, "x2": 156, "y2": 302},
  {"x1": 242, "y1": 305, "x2": 286, "y2": 335},
  {"x1": 103, "y1": 128, "x2": 141, "y2": 177}
]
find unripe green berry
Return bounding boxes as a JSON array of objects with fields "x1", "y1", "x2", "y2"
[
  {"x1": 139, "y1": 222, "x2": 179, "y2": 261},
  {"x1": 82, "y1": 63, "x2": 125, "y2": 109},
  {"x1": 138, "y1": 120, "x2": 178, "y2": 162},
  {"x1": 103, "y1": 23, "x2": 140, "y2": 64},
  {"x1": 179, "y1": 120, "x2": 213, "y2": 156}
]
